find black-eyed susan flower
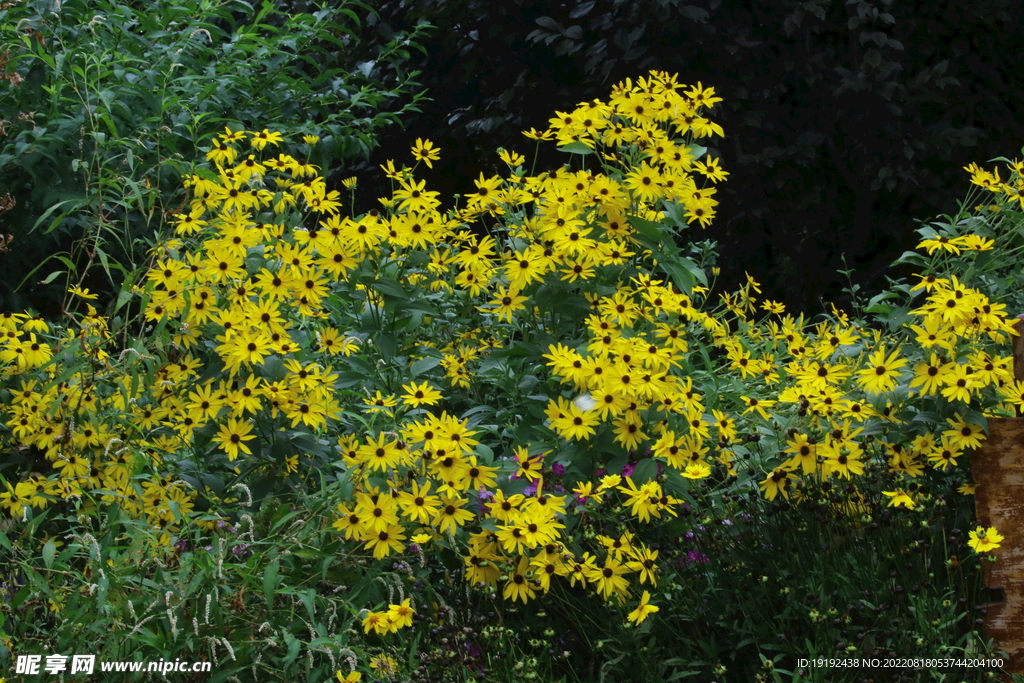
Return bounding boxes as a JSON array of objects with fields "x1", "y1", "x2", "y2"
[
  {"x1": 362, "y1": 391, "x2": 397, "y2": 416},
  {"x1": 433, "y1": 494, "x2": 474, "y2": 535},
  {"x1": 398, "y1": 480, "x2": 441, "y2": 525},
  {"x1": 213, "y1": 418, "x2": 256, "y2": 461},
  {"x1": 249, "y1": 128, "x2": 283, "y2": 152},
  {"x1": 362, "y1": 524, "x2": 406, "y2": 560},
  {"x1": 410, "y1": 138, "x2": 440, "y2": 168},
  {"x1": 503, "y1": 555, "x2": 538, "y2": 604},
  {"x1": 760, "y1": 468, "x2": 796, "y2": 501},
  {"x1": 942, "y1": 414, "x2": 986, "y2": 450},
  {"x1": 855, "y1": 345, "x2": 907, "y2": 394},
  {"x1": 586, "y1": 555, "x2": 631, "y2": 601},
  {"x1": 626, "y1": 590, "x2": 659, "y2": 624},
  {"x1": 882, "y1": 489, "x2": 916, "y2": 509}
]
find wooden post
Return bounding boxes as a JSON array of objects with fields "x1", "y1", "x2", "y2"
[
  {"x1": 970, "y1": 316, "x2": 1024, "y2": 675},
  {"x1": 1014, "y1": 316, "x2": 1024, "y2": 383},
  {"x1": 972, "y1": 419, "x2": 1024, "y2": 674}
]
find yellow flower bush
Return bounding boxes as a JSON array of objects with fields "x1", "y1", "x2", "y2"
[{"x1": 1, "y1": 71, "x2": 1021, "y2": 652}]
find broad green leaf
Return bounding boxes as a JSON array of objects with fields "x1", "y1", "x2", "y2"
[
  {"x1": 263, "y1": 560, "x2": 280, "y2": 606},
  {"x1": 410, "y1": 356, "x2": 441, "y2": 377},
  {"x1": 627, "y1": 214, "x2": 663, "y2": 242},
  {"x1": 42, "y1": 538, "x2": 57, "y2": 569},
  {"x1": 632, "y1": 458, "x2": 659, "y2": 484},
  {"x1": 557, "y1": 141, "x2": 594, "y2": 154},
  {"x1": 376, "y1": 332, "x2": 397, "y2": 360}
]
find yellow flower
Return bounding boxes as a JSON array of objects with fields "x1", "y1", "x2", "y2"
[
  {"x1": 411, "y1": 138, "x2": 441, "y2": 168},
  {"x1": 68, "y1": 285, "x2": 98, "y2": 300},
  {"x1": 497, "y1": 148, "x2": 525, "y2": 166},
  {"x1": 363, "y1": 391, "x2": 398, "y2": 415},
  {"x1": 855, "y1": 345, "x2": 907, "y2": 394},
  {"x1": 626, "y1": 590, "x2": 660, "y2": 624},
  {"x1": 361, "y1": 611, "x2": 390, "y2": 635},
  {"x1": 882, "y1": 490, "x2": 916, "y2": 510},
  {"x1": 522, "y1": 127, "x2": 556, "y2": 140},
  {"x1": 916, "y1": 235, "x2": 961, "y2": 255},
  {"x1": 387, "y1": 598, "x2": 415, "y2": 629},
  {"x1": 682, "y1": 461, "x2": 711, "y2": 479},
  {"x1": 968, "y1": 526, "x2": 1004, "y2": 553},
  {"x1": 573, "y1": 481, "x2": 603, "y2": 504},
  {"x1": 958, "y1": 234, "x2": 994, "y2": 250},
  {"x1": 400, "y1": 380, "x2": 443, "y2": 408},
  {"x1": 369, "y1": 655, "x2": 399, "y2": 676},
  {"x1": 336, "y1": 671, "x2": 362, "y2": 682},
  {"x1": 250, "y1": 128, "x2": 284, "y2": 151},
  {"x1": 213, "y1": 418, "x2": 256, "y2": 461}
]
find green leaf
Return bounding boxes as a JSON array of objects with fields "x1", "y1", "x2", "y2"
[
  {"x1": 475, "y1": 443, "x2": 494, "y2": 462},
  {"x1": 371, "y1": 277, "x2": 408, "y2": 300},
  {"x1": 263, "y1": 559, "x2": 280, "y2": 606},
  {"x1": 281, "y1": 633, "x2": 302, "y2": 667},
  {"x1": 556, "y1": 141, "x2": 594, "y2": 154},
  {"x1": 376, "y1": 332, "x2": 396, "y2": 360},
  {"x1": 686, "y1": 144, "x2": 708, "y2": 159},
  {"x1": 660, "y1": 256, "x2": 707, "y2": 294},
  {"x1": 410, "y1": 356, "x2": 441, "y2": 377},
  {"x1": 892, "y1": 250, "x2": 928, "y2": 267},
  {"x1": 633, "y1": 458, "x2": 659, "y2": 484},
  {"x1": 30, "y1": 199, "x2": 84, "y2": 235},
  {"x1": 628, "y1": 214, "x2": 663, "y2": 242},
  {"x1": 42, "y1": 538, "x2": 57, "y2": 569},
  {"x1": 40, "y1": 270, "x2": 65, "y2": 285}
]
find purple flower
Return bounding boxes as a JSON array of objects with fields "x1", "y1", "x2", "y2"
[
  {"x1": 174, "y1": 540, "x2": 189, "y2": 552},
  {"x1": 686, "y1": 549, "x2": 709, "y2": 565},
  {"x1": 477, "y1": 488, "x2": 495, "y2": 501},
  {"x1": 522, "y1": 483, "x2": 537, "y2": 497},
  {"x1": 620, "y1": 462, "x2": 635, "y2": 478},
  {"x1": 551, "y1": 462, "x2": 565, "y2": 476}
]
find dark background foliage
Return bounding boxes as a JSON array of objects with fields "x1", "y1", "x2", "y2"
[
  {"x1": 342, "y1": 0, "x2": 1024, "y2": 314},
  {"x1": 0, "y1": 0, "x2": 425, "y2": 317}
]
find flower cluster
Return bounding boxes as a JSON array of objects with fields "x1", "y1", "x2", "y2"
[{"x1": 1, "y1": 71, "x2": 1019, "y2": 643}]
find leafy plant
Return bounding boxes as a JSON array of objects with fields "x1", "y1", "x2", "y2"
[
  {"x1": 0, "y1": 0, "x2": 428, "y2": 315},
  {"x1": 0, "y1": 70, "x2": 1018, "y2": 681}
]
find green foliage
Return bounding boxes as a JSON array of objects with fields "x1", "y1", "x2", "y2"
[
  {"x1": 2, "y1": 484, "x2": 425, "y2": 681},
  {"x1": 0, "y1": 69, "x2": 1018, "y2": 683},
  {"x1": 0, "y1": 0, "x2": 427, "y2": 315}
]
